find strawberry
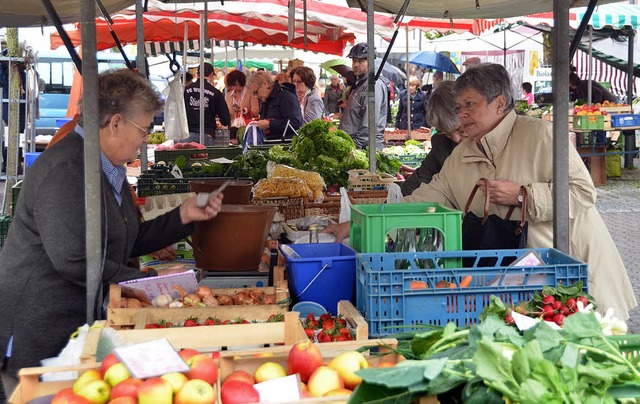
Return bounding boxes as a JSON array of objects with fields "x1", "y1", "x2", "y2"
[
  {"x1": 319, "y1": 313, "x2": 332, "y2": 322},
  {"x1": 184, "y1": 316, "x2": 200, "y2": 327},
  {"x1": 338, "y1": 327, "x2": 351, "y2": 336},
  {"x1": 203, "y1": 317, "x2": 220, "y2": 326},
  {"x1": 334, "y1": 317, "x2": 347, "y2": 328},
  {"x1": 317, "y1": 330, "x2": 332, "y2": 343},
  {"x1": 267, "y1": 313, "x2": 285, "y2": 323},
  {"x1": 304, "y1": 328, "x2": 315, "y2": 339},
  {"x1": 145, "y1": 323, "x2": 158, "y2": 329},
  {"x1": 306, "y1": 313, "x2": 316, "y2": 323},
  {"x1": 322, "y1": 320, "x2": 335, "y2": 331},
  {"x1": 306, "y1": 319, "x2": 320, "y2": 329},
  {"x1": 335, "y1": 334, "x2": 349, "y2": 342}
]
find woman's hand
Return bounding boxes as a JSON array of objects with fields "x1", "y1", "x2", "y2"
[
  {"x1": 477, "y1": 179, "x2": 522, "y2": 206},
  {"x1": 254, "y1": 119, "x2": 270, "y2": 131},
  {"x1": 156, "y1": 264, "x2": 186, "y2": 277},
  {"x1": 151, "y1": 245, "x2": 177, "y2": 261},
  {"x1": 179, "y1": 192, "x2": 224, "y2": 224},
  {"x1": 321, "y1": 222, "x2": 350, "y2": 242}
]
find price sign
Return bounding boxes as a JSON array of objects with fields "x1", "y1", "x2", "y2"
[{"x1": 114, "y1": 339, "x2": 190, "y2": 379}]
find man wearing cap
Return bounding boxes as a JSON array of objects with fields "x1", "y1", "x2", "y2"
[
  {"x1": 338, "y1": 42, "x2": 388, "y2": 151},
  {"x1": 183, "y1": 62, "x2": 231, "y2": 146}
]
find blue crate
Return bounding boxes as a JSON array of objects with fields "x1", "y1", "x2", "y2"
[
  {"x1": 611, "y1": 114, "x2": 640, "y2": 128},
  {"x1": 356, "y1": 248, "x2": 588, "y2": 337}
]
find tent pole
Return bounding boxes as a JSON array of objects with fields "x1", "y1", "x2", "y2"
[
  {"x1": 136, "y1": 0, "x2": 148, "y2": 173},
  {"x1": 367, "y1": 0, "x2": 376, "y2": 172},
  {"x1": 624, "y1": 27, "x2": 636, "y2": 168},
  {"x1": 199, "y1": 8, "x2": 206, "y2": 145},
  {"x1": 80, "y1": 0, "x2": 102, "y2": 324},
  {"x1": 552, "y1": 0, "x2": 570, "y2": 254},
  {"x1": 406, "y1": 25, "x2": 410, "y2": 137},
  {"x1": 588, "y1": 26, "x2": 592, "y2": 105}
]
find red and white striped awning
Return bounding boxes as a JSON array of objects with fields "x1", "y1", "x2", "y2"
[{"x1": 572, "y1": 48, "x2": 639, "y2": 98}]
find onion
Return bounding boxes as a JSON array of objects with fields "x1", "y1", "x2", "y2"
[
  {"x1": 184, "y1": 293, "x2": 202, "y2": 306},
  {"x1": 127, "y1": 298, "x2": 142, "y2": 308},
  {"x1": 203, "y1": 295, "x2": 219, "y2": 306},
  {"x1": 233, "y1": 291, "x2": 248, "y2": 305},
  {"x1": 197, "y1": 286, "x2": 214, "y2": 299},
  {"x1": 263, "y1": 294, "x2": 276, "y2": 305},
  {"x1": 217, "y1": 294, "x2": 234, "y2": 306}
]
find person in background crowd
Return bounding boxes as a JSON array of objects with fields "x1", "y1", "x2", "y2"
[
  {"x1": 247, "y1": 70, "x2": 302, "y2": 140},
  {"x1": 338, "y1": 42, "x2": 388, "y2": 151},
  {"x1": 215, "y1": 71, "x2": 226, "y2": 92},
  {"x1": 421, "y1": 71, "x2": 443, "y2": 98},
  {"x1": 182, "y1": 62, "x2": 230, "y2": 146},
  {"x1": 401, "y1": 81, "x2": 464, "y2": 195},
  {"x1": 323, "y1": 74, "x2": 345, "y2": 115},
  {"x1": 521, "y1": 82, "x2": 534, "y2": 105},
  {"x1": 225, "y1": 70, "x2": 260, "y2": 144},
  {"x1": 395, "y1": 75, "x2": 427, "y2": 130},
  {"x1": 275, "y1": 70, "x2": 291, "y2": 85},
  {"x1": 290, "y1": 66, "x2": 324, "y2": 124},
  {"x1": 569, "y1": 68, "x2": 618, "y2": 104},
  {"x1": 0, "y1": 69, "x2": 225, "y2": 399},
  {"x1": 184, "y1": 71, "x2": 193, "y2": 87},
  {"x1": 325, "y1": 63, "x2": 637, "y2": 322},
  {"x1": 462, "y1": 56, "x2": 482, "y2": 71}
]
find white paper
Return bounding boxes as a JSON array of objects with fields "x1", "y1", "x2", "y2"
[
  {"x1": 253, "y1": 374, "x2": 301, "y2": 403},
  {"x1": 115, "y1": 339, "x2": 190, "y2": 379},
  {"x1": 118, "y1": 269, "x2": 198, "y2": 302},
  {"x1": 512, "y1": 311, "x2": 562, "y2": 331}
]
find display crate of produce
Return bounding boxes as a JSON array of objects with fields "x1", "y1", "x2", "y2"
[
  {"x1": 297, "y1": 300, "x2": 369, "y2": 342},
  {"x1": 347, "y1": 169, "x2": 398, "y2": 191},
  {"x1": 350, "y1": 202, "x2": 462, "y2": 254},
  {"x1": 348, "y1": 189, "x2": 389, "y2": 205},
  {"x1": 397, "y1": 153, "x2": 426, "y2": 168},
  {"x1": 600, "y1": 105, "x2": 633, "y2": 113},
  {"x1": 410, "y1": 129, "x2": 432, "y2": 141},
  {"x1": 384, "y1": 129, "x2": 409, "y2": 142},
  {"x1": 611, "y1": 113, "x2": 640, "y2": 128},
  {"x1": 356, "y1": 248, "x2": 588, "y2": 337},
  {"x1": 11, "y1": 180, "x2": 22, "y2": 216},
  {"x1": 136, "y1": 175, "x2": 233, "y2": 197},
  {"x1": 106, "y1": 282, "x2": 290, "y2": 329},
  {"x1": 253, "y1": 196, "x2": 305, "y2": 221},
  {"x1": 572, "y1": 115, "x2": 606, "y2": 131},
  {"x1": 0, "y1": 215, "x2": 12, "y2": 252},
  {"x1": 154, "y1": 146, "x2": 243, "y2": 165},
  {"x1": 608, "y1": 334, "x2": 640, "y2": 363},
  {"x1": 303, "y1": 195, "x2": 340, "y2": 221}
]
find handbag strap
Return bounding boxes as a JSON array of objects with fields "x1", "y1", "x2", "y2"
[{"x1": 464, "y1": 178, "x2": 490, "y2": 224}]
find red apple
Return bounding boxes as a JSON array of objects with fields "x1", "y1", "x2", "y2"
[
  {"x1": 103, "y1": 363, "x2": 131, "y2": 387},
  {"x1": 75, "y1": 379, "x2": 111, "y2": 404},
  {"x1": 107, "y1": 397, "x2": 137, "y2": 404},
  {"x1": 223, "y1": 370, "x2": 254, "y2": 385},
  {"x1": 178, "y1": 348, "x2": 200, "y2": 362},
  {"x1": 100, "y1": 353, "x2": 121, "y2": 377},
  {"x1": 328, "y1": 350, "x2": 370, "y2": 389},
  {"x1": 186, "y1": 354, "x2": 219, "y2": 384},
  {"x1": 220, "y1": 379, "x2": 260, "y2": 404},
  {"x1": 323, "y1": 387, "x2": 353, "y2": 397},
  {"x1": 174, "y1": 379, "x2": 216, "y2": 404},
  {"x1": 52, "y1": 388, "x2": 91, "y2": 404},
  {"x1": 110, "y1": 378, "x2": 142, "y2": 400},
  {"x1": 287, "y1": 341, "x2": 323, "y2": 383},
  {"x1": 307, "y1": 366, "x2": 344, "y2": 397},
  {"x1": 138, "y1": 377, "x2": 173, "y2": 404}
]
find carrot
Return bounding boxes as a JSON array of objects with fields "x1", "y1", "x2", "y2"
[
  {"x1": 436, "y1": 280, "x2": 456, "y2": 289},
  {"x1": 410, "y1": 280, "x2": 427, "y2": 290},
  {"x1": 460, "y1": 276, "x2": 473, "y2": 288}
]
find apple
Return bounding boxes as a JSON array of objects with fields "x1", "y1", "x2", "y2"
[
  {"x1": 323, "y1": 387, "x2": 353, "y2": 399},
  {"x1": 103, "y1": 363, "x2": 131, "y2": 387},
  {"x1": 307, "y1": 366, "x2": 344, "y2": 397},
  {"x1": 178, "y1": 348, "x2": 200, "y2": 362},
  {"x1": 287, "y1": 341, "x2": 323, "y2": 383},
  {"x1": 75, "y1": 379, "x2": 111, "y2": 404},
  {"x1": 253, "y1": 361, "x2": 287, "y2": 383},
  {"x1": 100, "y1": 353, "x2": 121, "y2": 377},
  {"x1": 376, "y1": 361, "x2": 396, "y2": 368},
  {"x1": 73, "y1": 369, "x2": 102, "y2": 395},
  {"x1": 52, "y1": 388, "x2": 91, "y2": 404},
  {"x1": 328, "y1": 351, "x2": 370, "y2": 389},
  {"x1": 161, "y1": 371, "x2": 189, "y2": 393},
  {"x1": 174, "y1": 379, "x2": 216, "y2": 404},
  {"x1": 107, "y1": 397, "x2": 137, "y2": 404},
  {"x1": 110, "y1": 378, "x2": 142, "y2": 400},
  {"x1": 223, "y1": 370, "x2": 254, "y2": 385},
  {"x1": 220, "y1": 379, "x2": 260, "y2": 404},
  {"x1": 186, "y1": 354, "x2": 219, "y2": 384},
  {"x1": 138, "y1": 377, "x2": 173, "y2": 404}
]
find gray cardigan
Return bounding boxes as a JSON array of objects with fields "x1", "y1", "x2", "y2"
[{"x1": 0, "y1": 132, "x2": 194, "y2": 374}]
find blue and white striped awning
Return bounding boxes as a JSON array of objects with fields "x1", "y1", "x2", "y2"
[{"x1": 573, "y1": 3, "x2": 640, "y2": 30}]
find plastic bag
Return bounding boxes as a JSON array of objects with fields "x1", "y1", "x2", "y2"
[
  {"x1": 40, "y1": 323, "x2": 93, "y2": 381},
  {"x1": 268, "y1": 163, "x2": 326, "y2": 201},
  {"x1": 242, "y1": 123, "x2": 265, "y2": 152},
  {"x1": 163, "y1": 72, "x2": 189, "y2": 140},
  {"x1": 253, "y1": 177, "x2": 312, "y2": 199},
  {"x1": 387, "y1": 183, "x2": 403, "y2": 204}
]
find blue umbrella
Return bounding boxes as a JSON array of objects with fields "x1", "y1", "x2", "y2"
[{"x1": 401, "y1": 51, "x2": 460, "y2": 74}]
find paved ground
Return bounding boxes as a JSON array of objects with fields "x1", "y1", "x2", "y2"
[{"x1": 2, "y1": 159, "x2": 640, "y2": 331}]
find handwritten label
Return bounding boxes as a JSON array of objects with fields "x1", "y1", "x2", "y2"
[
  {"x1": 253, "y1": 374, "x2": 302, "y2": 403},
  {"x1": 114, "y1": 339, "x2": 190, "y2": 379}
]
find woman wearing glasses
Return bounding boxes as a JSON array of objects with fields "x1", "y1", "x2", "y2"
[
  {"x1": 326, "y1": 63, "x2": 636, "y2": 321},
  {"x1": 290, "y1": 66, "x2": 324, "y2": 124},
  {"x1": 400, "y1": 81, "x2": 464, "y2": 196},
  {"x1": 0, "y1": 69, "x2": 225, "y2": 395}
]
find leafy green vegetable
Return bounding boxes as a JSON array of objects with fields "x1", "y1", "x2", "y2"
[{"x1": 174, "y1": 155, "x2": 187, "y2": 171}]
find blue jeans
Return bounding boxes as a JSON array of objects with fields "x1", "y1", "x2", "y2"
[{"x1": 178, "y1": 132, "x2": 215, "y2": 146}]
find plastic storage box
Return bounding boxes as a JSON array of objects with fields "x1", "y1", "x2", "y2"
[
  {"x1": 154, "y1": 146, "x2": 243, "y2": 165},
  {"x1": 280, "y1": 243, "x2": 357, "y2": 314},
  {"x1": 573, "y1": 115, "x2": 605, "y2": 130},
  {"x1": 356, "y1": 248, "x2": 588, "y2": 337},
  {"x1": 25, "y1": 152, "x2": 42, "y2": 168},
  {"x1": 610, "y1": 114, "x2": 640, "y2": 128},
  {"x1": 11, "y1": 180, "x2": 22, "y2": 216},
  {"x1": 350, "y1": 202, "x2": 462, "y2": 254},
  {"x1": 0, "y1": 215, "x2": 12, "y2": 252}
]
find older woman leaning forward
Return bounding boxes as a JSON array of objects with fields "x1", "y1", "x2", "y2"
[{"x1": 327, "y1": 63, "x2": 637, "y2": 320}]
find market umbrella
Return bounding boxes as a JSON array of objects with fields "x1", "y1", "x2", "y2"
[
  {"x1": 401, "y1": 51, "x2": 460, "y2": 74},
  {"x1": 320, "y1": 58, "x2": 407, "y2": 88}
]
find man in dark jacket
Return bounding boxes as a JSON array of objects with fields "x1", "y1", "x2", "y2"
[
  {"x1": 247, "y1": 70, "x2": 302, "y2": 140},
  {"x1": 183, "y1": 62, "x2": 231, "y2": 145}
]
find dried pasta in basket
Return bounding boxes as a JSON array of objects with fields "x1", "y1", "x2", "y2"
[
  {"x1": 268, "y1": 163, "x2": 326, "y2": 201},
  {"x1": 253, "y1": 177, "x2": 313, "y2": 199}
]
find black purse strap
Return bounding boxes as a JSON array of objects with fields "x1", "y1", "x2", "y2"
[{"x1": 464, "y1": 178, "x2": 528, "y2": 234}]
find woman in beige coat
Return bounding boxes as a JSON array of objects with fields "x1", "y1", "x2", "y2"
[{"x1": 327, "y1": 63, "x2": 637, "y2": 320}]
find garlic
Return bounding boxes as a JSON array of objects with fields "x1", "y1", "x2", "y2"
[
  {"x1": 151, "y1": 294, "x2": 173, "y2": 307},
  {"x1": 168, "y1": 300, "x2": 184, "y2": 308}
]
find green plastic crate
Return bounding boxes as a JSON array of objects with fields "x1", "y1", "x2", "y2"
[
  {"x1": 573, "y1": 115, "x2": 604, "y2": 130},
  {"x1": 11, "y1": 180, "x2": 22, "y2": 217},
  {"x1": 0, "y1": 215, "x2": 12, "y2": 252},
  {"x1": 153, "y1": 146, "x2": 243, "y2": 165},
  {"x1": 349, "y1": 202, "x2": 463, "y2": 256},
  {"x1": 397, "y1": 154, "x2": 426, "y2": 168}
]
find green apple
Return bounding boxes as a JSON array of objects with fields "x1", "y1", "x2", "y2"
[
  {"x1": 138, "y1": 377, "x2": 173, "y2": 404},
  {"x1": 161, "y1": 371, "x2": 189, "y2": 393},
  {"x1": 174, "y1": 379, "x2": 215, "y2": 404},
  {"x1": 100, "y1": 353, "x2": 121, "y2": 378},
  {"x1": 253, "y1": 361, "x2": 286, "y2": 383},
  {"x1": 75, "y1": 379, "x2": 111, "y2": 404},
  {"x1": 73, "y1": 369, "x2": 102, "y2": 395},
  {"x1": 328, "y1": 350, "x2": 369, "y2": 390},
  {"x1": 307, "y1": 366, "x2": 344, "y2": 398},
  {"x1": 103, "y1": 363, "x2": 130, "y2": 387}
]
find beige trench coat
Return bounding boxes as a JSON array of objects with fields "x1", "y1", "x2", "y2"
[{"x1": 405, "y1": 111, "x2": 637, "y2": 320}]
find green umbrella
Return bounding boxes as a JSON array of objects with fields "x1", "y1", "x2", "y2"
[
  {"x1": 212, "y1": 59, "x2": 274, "y2": 71},
  {"x1": 320, "y1": 58, "x2": 349, "y2": 75}
]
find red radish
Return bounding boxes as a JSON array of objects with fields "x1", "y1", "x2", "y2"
[
  {"x1": 542, "y1": 295, "x2": 555, "y2": 305},
  {"x1": 566, "y1": 298, "x2": 577, "y2": 312}
]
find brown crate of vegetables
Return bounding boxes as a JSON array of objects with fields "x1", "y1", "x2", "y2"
[{"x1": 106, "y1": 281, "x2": 290, "y2": 329}]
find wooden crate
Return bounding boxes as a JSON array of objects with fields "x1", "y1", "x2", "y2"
[
  {"x1": 410, "y1": 129, "x2": 431, "y2": 141},
  {"x1": 80, "y1": 313, "x2": 308, "y2": 363},
  {"x1": 107, "y1": 281, "x2": 290, "y2": 329},
  {"x1": 337, "y1": 300, "x2": 368, "y2": 341},
  {"x1": 578, "y1": 146, "x2": 607, "y2": 186},
  {"x1": 347, "y1": 170, "x2": 398, "y2": 191},
  {"x1": 9, "y1": 362, "x2": 97, "y2": 404},
  {"x1": 384, "y1": 129, "x2": 408, "y2": 142},
  {"x1": 600, "y1": 106, "x2": 632, "y2": 114}
]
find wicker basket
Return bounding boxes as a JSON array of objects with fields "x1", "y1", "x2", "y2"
[
  {"x1": 253, "y1": 197, "x2": 305, "y2": 221},
  {"x1": 347, "y1": 169, "x2": 398, "y2": 191},
  {"x1": 303, "y1": 196, "x2": 341, "y2": 221},
  {"x1": 348, "y1": 190, "x2": 388, "y2": 205}
]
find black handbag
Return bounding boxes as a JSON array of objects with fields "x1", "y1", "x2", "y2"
[{"x1": 462, "y1": 178, "x2": 528, "y2": 264}]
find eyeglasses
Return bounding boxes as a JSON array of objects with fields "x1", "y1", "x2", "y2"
[
  {"x1": 125, "y1": 118, "x2": 153, "y2": 139},
  {"x1": 454, "y1": 100, "x2": 483, "y2": 114},
  {"x1": 292, "y1": 79, "x2": 304, "y2": 85}
]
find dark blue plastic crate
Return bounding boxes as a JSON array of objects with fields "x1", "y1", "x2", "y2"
[
  {"x1": 280, "y1": 243, "x2": 357, "y2": 314},
  {"x1": 356, "y1": 248, "x2": 588, "y2": 337}
]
